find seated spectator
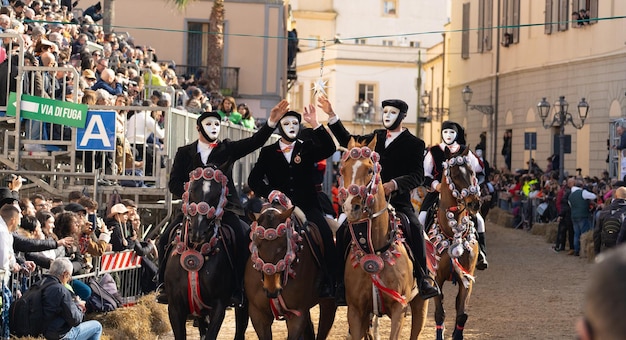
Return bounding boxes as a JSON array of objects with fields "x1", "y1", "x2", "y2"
[
  {"x1": 185, "y1": 87, "x2": 210, "y2": 113},
  {"x1": 91, "y1": 68, "x2": 123, "y2": 96},
  {"x1": 42, "y1": 258, "x2": 103, "y2": 340},
  {"x1": 143, "y1": 62, "x2": 166, "y2": 92},
  {"x1": 81, "y1": 69, "x2": 97, "y2": 89}
]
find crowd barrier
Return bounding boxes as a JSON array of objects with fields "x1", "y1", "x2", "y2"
[{"x1": 8, "y1": 250, "x2": 147, "y2": 306}]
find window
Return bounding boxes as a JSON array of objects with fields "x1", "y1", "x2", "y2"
[
  {"x1": 502, "y1": 0, "x2": 520, "y2": 45},
  {"x1": 462, "y1": 3, "x2": 469, "y2": 59},
  {"x1": 357, "y1": 83, "x2": 376, "y2": 122},
  {"x1": 557, "y1": 0, "x2": 568, "y2": 31},
  {"x1": 383, "y1": 0, "x2": 397, "y2": 16},
  {"x1": 382, "y1": 40, "x2": 394, "y2": 46},
  {"x1": 187, "y1": 21, "x2": 209, "y2": 68},
  {"x1": 355, "y1": 38, "x2": 367, "y2": 45},
  {"x1": 477, "y1": 0, "x2": 493, "y2": 52},
  {"x1": 572, "y1": 0, "x2": 597, "y2": 25},
  {"x1": 409, "y1": 41, "x2": 420, "y2": 48}
]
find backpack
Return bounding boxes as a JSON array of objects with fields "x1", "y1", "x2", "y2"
[
  {"x1": 601, "y1": 211, "x2": 623, "y2": 249},
  {"x1": 86, "y1": 274, "x2": 123, "y2": 313},
  {"x1": 9, "y1": 278, "x2": 57, "y2": 337}
]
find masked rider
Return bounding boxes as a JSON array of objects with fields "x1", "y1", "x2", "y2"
[
  {"x1": 157, "y1": 100, "x2": 290, "y2": 305},
  {"x1": 418, "y1": 121, "x2": 488, "y2": 269},
  {"x1": 248, "y1": 102, "x2": 337, "y2": 298},
  {"x1": 319, "y1": 97, "x2": 440, "y2": 303}
]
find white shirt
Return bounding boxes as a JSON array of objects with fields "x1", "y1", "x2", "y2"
[
  {"x1": 197, "y1": 140, "x2": 216, "y2": 165},
  {"x1": 424, "y1": 142, "x2": 483, "y2": 190},
  {"x1": 0, "y1": 217, "x2": 16, "y2": 284},
  {"x1": 385, "y1": 129, "x2": 402, "y2": 148},
  {"x1": 125, "y1": 110, "x2": 165, "y2": 144},
  {"x1": 279, "y1": 140, "x2": 295, "y2": 163}
]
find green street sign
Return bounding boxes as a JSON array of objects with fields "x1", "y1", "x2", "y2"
[{"x1": 7, "y1": 92, "x2": 88, "y2": 128}]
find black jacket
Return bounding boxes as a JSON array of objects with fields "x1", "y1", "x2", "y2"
[
  {"x1": 329, "y1": 120, "x2": 425, "y2": 212},
  {"x1": 595, "y1": 198, "x2": 626, "y2": 253},
  {"x1": 41, "y1": 275, "x2": 83, "y2": 340},
  {"x1": 168, "y1": 122, "x2": 276, "y2": 214},
  {"x1": 248, "y1": 126, "x2": 335, "y2": 209}
]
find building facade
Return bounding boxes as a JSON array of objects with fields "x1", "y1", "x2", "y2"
[{"x1": 446, "y1": 0, "x2": 625, "y2": 178}]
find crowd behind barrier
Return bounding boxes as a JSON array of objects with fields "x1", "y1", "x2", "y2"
[{"x1": 0, "y1": 2, "x2": 279, "y2": 336}]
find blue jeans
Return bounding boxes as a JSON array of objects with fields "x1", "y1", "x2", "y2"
[
  {"x1": 572, "y1": 217, "x2": 591, "y2": 253},
  {"x1": 61, "y1": 320, "x2": 102, "y2": 340}
]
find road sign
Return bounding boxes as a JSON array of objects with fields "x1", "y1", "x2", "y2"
[
  {"x1": 524, "y1": 132, "x2": 536, "y2": 150},
  {"x1": 7, "y1": 92, "x2": 88, "y2": 128},
  {"x1": 76, "y1": 110, "x2": 116, "y2": 151}
]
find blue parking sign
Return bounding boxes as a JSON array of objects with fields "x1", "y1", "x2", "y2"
[{"x1": 76, "y1": 110, "x2": 116, "y2": 151}]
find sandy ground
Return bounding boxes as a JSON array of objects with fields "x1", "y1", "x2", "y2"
[{"x1": 160, "y1": 216, "x2": 591, "y2": 339}]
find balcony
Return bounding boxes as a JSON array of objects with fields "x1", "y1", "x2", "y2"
[{"x1": 173, "y1": 65, "x2": 239, "y2": 97}]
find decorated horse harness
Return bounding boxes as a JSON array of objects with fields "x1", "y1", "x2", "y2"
[
  {"x1": 427, "y1": 155, "x2": 480, "y2": 287},
  {"x1": 172, "y1": 167, "x2": 230, "y2": 316}
]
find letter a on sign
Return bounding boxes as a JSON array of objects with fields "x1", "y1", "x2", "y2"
[{"x1": 76, "y1": 111, "x2": 116, "y2": 151}]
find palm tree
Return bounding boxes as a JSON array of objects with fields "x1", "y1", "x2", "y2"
[{"x1": 167, "y1": 0, "x2": 224, "y2": 93}]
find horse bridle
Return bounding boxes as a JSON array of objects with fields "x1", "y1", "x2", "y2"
[
  {"x1": 176, "y1": 167, "x2": 229, "y2": 255},
  {"x1": 338, "y1": 146, "x2": 387, "y2": 219},
  {"x1": 250, "y1": 192, "x2": 301, "y2": 281},
  {"x1": 430, "y1": 156, "x2": 480, "y2": 257}
]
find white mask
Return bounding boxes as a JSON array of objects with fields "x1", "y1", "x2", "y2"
[
  {"x1": 382, "y1": 105, "x2": 400, "y2": 129},
  {"x1": 476, "y1": 149, "x2": 483, "y2": 158},
  {"x1": 280, "y1": 116, "x2": 300, "y2": 140},
  {"x1": 442, "y1": 129, "x2": 458, "y2": 145},
  {"x1": 201, "y1": 117, "x2": 221, "y2": 141}
]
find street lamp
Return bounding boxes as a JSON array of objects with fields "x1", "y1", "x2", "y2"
[
  {"x1": 462, "y1": 85, "x2": 495, "y2": 165},
  {"x1": 462, "y1": 85, "x2": 494, "y2": 115},
  {"x1": 422, "y1": 90, "x2": 449, "y2": 145},
  {"x1": 536, "y1": 96, "x2": 590, "y2": 183}
]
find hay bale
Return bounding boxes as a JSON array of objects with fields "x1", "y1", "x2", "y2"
[
  {"x1": 497, "y1": 212, "x2": 514, "y2": 228},
  {"x1": 544, "y1": 223, "x2": 558, "y2": 243},
  {"x1": 580, "y1": 230, "x2": 595, "y2": 262},
  {"x1": 531, "y1": 223, "x2": 547, "y2": 236},
  {"x1": 91, "y1": 293, "x2": 170, "y2": 340}
]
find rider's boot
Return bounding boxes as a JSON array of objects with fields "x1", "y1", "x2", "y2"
[
  {"x1": 156, "y1": 257, "x2": 169, "y2": 304},
  {"x1": 476, "y1": 232, "x2": 488, "y2": 270},
  {"x1": 334, "y1": 223, "x2": 348, "y2": 306},
  {"x1": 416, "y1": 264, "x2": 440, "y2": 300}
]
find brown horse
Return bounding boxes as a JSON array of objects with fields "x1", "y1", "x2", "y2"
[
  {"x1": 427, "y1": 147, "x2": 481, "y2": 340},
  {"x1": 338, "y1": 137, "x2": 427, "y2": 340},
  {"x1": 164, "y1": 166, "x2": 248, "y2": 340},
  {"x1": 245, "y1": 191, "x2": 336, "y2": 340}
]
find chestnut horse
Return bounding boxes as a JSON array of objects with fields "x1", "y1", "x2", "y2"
[
  {"x1": 427, "y1": 147, "x2": 481, "y2": 340},
  {"x1": 245, "y1": 191, "x2": 336, "y2": 340},
  {"x1": 338, "y1": 137, "x2": 427, "y2": 340},
  {"x1": 164, "y1": 166, "x2": 248, "y2": 340}
]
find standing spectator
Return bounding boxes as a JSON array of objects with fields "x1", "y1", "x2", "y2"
[
  {"x1": 217, "y1": 96, "x2": 242, "y2": 125},
  {"x1": 82, "y1": 1, "x2": 102, "y2": 22},
  {"x1": 41, "y1": 258, "x2": 103, "y2": 340},
  {"x1": 125, "y1": 103, "x2": 165, "y2": 176},
  {"x1": 238, "y1": 103, "x2": 256, "y2": 130},
  {"x1": 0, "y1": 204, "x2": 27, "y2": 338},
  {"x1": 31, "y1": 193, "x2": 49, "y2": 212},
  {"x1": 502, "y1": 129, "x2": 512, "y2": 172},
  {"x1": 594, "y1": 187, "x2": 626, "y2": 254},
  {"x1": 572, "y1": 11, "x2": 582, "y2": 28},
  {"x1": 568, "y1": 179, "x2": 597, "y2": 256},
  {"x1": 579, "y1": 8, "x2": 590, "y2": 25}
]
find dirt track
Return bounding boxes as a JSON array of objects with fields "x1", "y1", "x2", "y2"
[{"x1": 161, "y1": 215, "x2": 592, "y2": 339}]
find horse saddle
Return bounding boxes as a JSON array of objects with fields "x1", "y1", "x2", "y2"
[{"x1": 292, "y1": 206, "x2": 325, "y2": 269}]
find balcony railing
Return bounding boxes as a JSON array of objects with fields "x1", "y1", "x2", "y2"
[{"x1": 173, "y1": 65, "x2": 239, "y2": 97}]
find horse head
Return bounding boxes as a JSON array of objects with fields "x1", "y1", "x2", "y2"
[
  {"x1": 249, "y1": 191, "x2": 299, "y2": 298},
  {"x1": 442, "y1": 146, "x2": 481, "y2": 214},
  {"x1": 338, "y1": 136, "x2": 385, "y2": 222},
  {"x1": 182, "y1": 165, "x2": 229, "y2": 245},
  {"x1": 434, "y1": 146, "x2": 481, "y2": 258}
]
